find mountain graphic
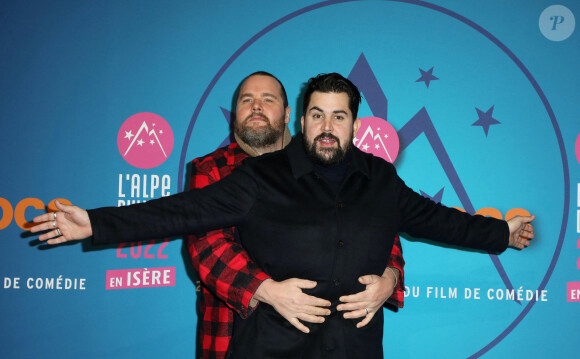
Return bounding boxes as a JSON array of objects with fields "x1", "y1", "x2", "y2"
[
  {"x1": 123, "y1": 121, "x2": 168, "y2": 157},
  {"x1": 356, "y1": 125, "x2": 393, "y2": 162}
]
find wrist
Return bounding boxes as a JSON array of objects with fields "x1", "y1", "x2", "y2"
[
  {"x1": 251, "y1": 278, "x2": 274, "y2": 306},
  {"x1": 385, "y1": 267, "x2": 399, "y2": 288}
]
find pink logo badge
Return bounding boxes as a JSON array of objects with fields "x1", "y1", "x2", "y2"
[
  {"x1": 354, "y1": 117, "x2": 400, "y2": 163},
  {"x1": 117, "y1": 112, "x2": 174, "y2": 169},
  {"x1": 575, "y1": 132, "x2": 580, "y2": 166},
  {"x1": 567, "y1": 281, "x2": 580, "y2": 302},
  {"x1": 106, "y1": 267, "x2": 176, "y2": 290}
]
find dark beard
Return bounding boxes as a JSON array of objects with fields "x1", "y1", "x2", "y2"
[
  {"x1": 235, "y1": 113, "x2": 285, "y2": 148},
  {"x1": 304, "y1": 133, "x2": 350, "y2": 167}
]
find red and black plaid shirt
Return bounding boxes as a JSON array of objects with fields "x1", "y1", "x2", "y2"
[{"x1": 187, "y1": 142, "x2": 405, "y2": 359}]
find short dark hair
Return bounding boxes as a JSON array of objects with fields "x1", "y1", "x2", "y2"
[
  {"x1": 302, "y1": 73, "x2": 361, "y2": 119},
  {"x1": 238, "y1": 71, "x2": 288, "y2": 108}
]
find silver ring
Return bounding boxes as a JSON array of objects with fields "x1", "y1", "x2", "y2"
[
  {"x1": 56, "y1": 228, "x2": 62, "y2": 236},
  {"x1": 365, "y1": 308, "x2": 369, "y2": 315},
  {"x1": 53, "y1": 212, "x2": 57, "y2": 220},
  {"x1": 52, "y1": 220, "x2": 57, "y2": 229}
]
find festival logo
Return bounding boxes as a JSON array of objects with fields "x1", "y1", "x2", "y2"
[
  {"x1": 573, "y1": 132, "x2": 580, "y2": 302},
  {"x1": 114, "y1": 112, "x2": 174, "y2": 276},
  {"x1": 117, "y1": 112, "x2": 174, "y2": 169},
  {"x1": 179, "y1": 1, "x2": 569, "y2": 357},
  {"x1": 355, "y1": 116, "x2": 400, "y2": 163},
  {"x1": 575, "y1": 132, "x2": 580, "y2": 166}
]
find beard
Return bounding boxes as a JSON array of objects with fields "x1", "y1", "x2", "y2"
[
  {"x1": 304, "y1": 132, "x2": 352, "y2": 167},
  {"x1": 235, "y1": 112, "x2": 285, "y2": 148}
]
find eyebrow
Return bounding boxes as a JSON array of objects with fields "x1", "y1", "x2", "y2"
[
  {"x1": 239, "y1": 92, "x2": 279, "y2": 100},
  {"x1": 308, "y1": 106, "x2": 348, "y2": 115}
]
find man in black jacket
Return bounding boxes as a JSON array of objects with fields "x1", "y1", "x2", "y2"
[{"x1": 32, "y1": 73, "x2": 534, "y2": 359}]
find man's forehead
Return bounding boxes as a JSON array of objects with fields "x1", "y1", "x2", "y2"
[
  {"x1": 307, "y1": 91, "x2": 351, "y2": 113},
  {"x1": 239, "y1": 75, "x2": 281, "y2": 94}
]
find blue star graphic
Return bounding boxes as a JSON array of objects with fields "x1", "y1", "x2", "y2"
[
  {"x1": 472, "y1": 106, "x2": 501, "y2": 137},
  {"x1": 415, "y1": 67, "x2": 439, "y2": 88},
  {"x1": 420, "y1": 187, "x2": 444, "y2": 203},
  {"x1": 218, "y1": 107, "x2": 235, "y2": 146}
]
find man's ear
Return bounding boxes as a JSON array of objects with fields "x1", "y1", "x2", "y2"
[
  {"x1": 285, "y1": 106, "x2": 291, "y2": 124},
  {"x1": 353, "y1": 117, "x2": 361, "y2": 136},
  {"x1": 300, "y1": 115, "x2": 305, "y2": 132}
]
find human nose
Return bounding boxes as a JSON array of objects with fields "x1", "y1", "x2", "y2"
[
  {"x1": 252, "y1": 99, "x2": 263, "y2": 111},
  {"x1": 322, "y1": 118, "x2": 333, "y2": 132}
]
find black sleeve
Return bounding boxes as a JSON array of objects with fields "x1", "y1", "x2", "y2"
[
  {"x1": 395, "y1": 173, "x2": 509, "y2": 254},
  {"x1": 88, "y1": 165, "x2": 259, "y2": 245}
]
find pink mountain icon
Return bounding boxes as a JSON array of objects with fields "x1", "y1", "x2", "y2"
[
  {"x1": 117, "y1": 112, "x2": 174, "y2": 169},
  {"x1": 354, "y1": 116, "x2": 399, "y2": 163}
]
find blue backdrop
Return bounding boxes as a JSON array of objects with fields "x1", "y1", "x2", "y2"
[{"x1": 1, "y1": 1, "x2": 579, "y2": 358}]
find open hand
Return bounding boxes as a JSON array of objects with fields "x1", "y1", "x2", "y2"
[
  {"x1": 253, "y1": 278, "x2": 331, "y2": 333},
  {"x1": 337, "y1": 268, "x2": 398, "y2": 328},
  {"x1": 30, "y1": 200, "x2": 92, "y2": 244}
]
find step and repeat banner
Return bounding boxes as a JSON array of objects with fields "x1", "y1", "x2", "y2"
[{"x1": 1, "y1": 1, "x2": 579, "y2": 358}]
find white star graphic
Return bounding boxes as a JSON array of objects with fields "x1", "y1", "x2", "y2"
[
  {"x1": 384, "y1": 133, "x2": 389, "y2": 139},
  {"x1": 362, "y1": 143, "x2": 369, "y2": 151},
  {"x1": 159, "y1": 129, "x2": 163, "y2": 134},
  {"x1": 150, "y1": 139, "x2": 155, "y2": 145},
  {"x1": 375, "y1": 144, "x2": 380, "y2": 149},
  {"x1": 124, "y1": 130, "x2": 134, "y2": 140},
  {"x1": 137, "y1": 139, "x2": 144, "y2": 146}
]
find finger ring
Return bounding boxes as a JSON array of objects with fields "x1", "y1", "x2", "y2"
[
  {"x1": 53, "y1": 212, "x2": 57, "y2": 220},
  {"x1": 52, "y1": 220, "x2": 57, "y2": 228},
  {"x1": 56, "y1": 228, "x2": 62, "y2": 236},
  {"x1": 365, "y1": 308, "x2": 369, "y2": 315}
]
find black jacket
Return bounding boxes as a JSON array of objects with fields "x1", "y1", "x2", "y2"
[{"x1": 89, "y1": 133, "x2": 508, "y2": 359}]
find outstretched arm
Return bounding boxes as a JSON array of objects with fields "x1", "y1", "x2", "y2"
[{"x1": 30, "y1": 200, "x2": 92, "y2": 244}]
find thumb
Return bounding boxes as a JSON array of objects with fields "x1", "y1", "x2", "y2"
[
  {"x1": 524, "y1": 215, "x2": 536, "y2": 223},
  {"x1": 55, "y1": 199, "x2": 66, "y2": 211},
  {"x1": 517, "y1": 215, "x2": 536, "y2": 230},
  {"x1": 358, "y1": 275, "x2": 378, "y2": 285},
  {"x1": 55, "y1": 199, "x2": 72, "y2": 213},
  {"x1": 515, "y1": 214, "x2": 535, "y2": 224}
]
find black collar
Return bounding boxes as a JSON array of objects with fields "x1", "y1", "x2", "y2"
[{"x1": 286, "y1": 133, "x2": 371, "y2": 180}]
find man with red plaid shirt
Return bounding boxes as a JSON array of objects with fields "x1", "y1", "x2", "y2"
[{"x1": 186, "y1": 72, "x2": 405, "y2": 359}]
